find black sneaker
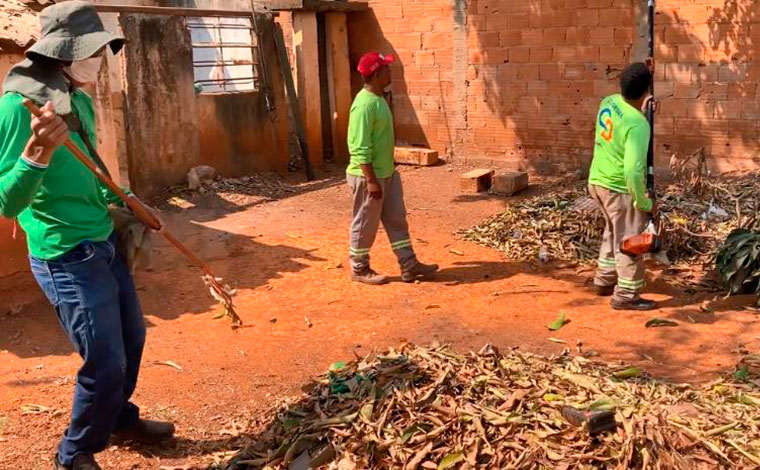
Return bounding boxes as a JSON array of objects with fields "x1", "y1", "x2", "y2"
[
  {"x1": 611, "y1": 297, "x2": 657, "y2": 311},
  {"x1": 54, "y1": 454, "x2": 101, "y2": 470},
  {"x1": 401, "y1": 261, "x2": 439, "y2": 283}
]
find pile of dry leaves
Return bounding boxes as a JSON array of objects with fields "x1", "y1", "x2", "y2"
[
  {"x1": 224, "y1": 344, "x2": 760, "y2": 470},
  {"x1": 463, "y1": 171, "x2": 760, "y2": 269},
  {"x1": 153, "y1": 173, "x2": 324, "y2": 209}
]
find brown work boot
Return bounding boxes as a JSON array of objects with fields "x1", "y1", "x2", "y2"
[
  {"x1": 593, "y1": 284, "x2": 615, "y2": 297},
  {"x1": 611, "y1": 297, "x2": 656, "y2": 311},
  {"x1": 112, "y1": 419, "x2": 175, "y2": 445},
  {"x1": 54, "y1": 454, "x2": 101, "y2": 470},
  {"x1": 351, "y1": 268, "x2": 389, "y2": 285},
  {"x1": 401, "y1": 261, "x2": 439, "y2": 283}
]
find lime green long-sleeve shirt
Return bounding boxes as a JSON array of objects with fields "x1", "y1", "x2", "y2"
[
  {"x1": 0, "y1": 91, "x2": 121, "y2": 259},
  {"x1": 346, "y1": 89, "x2": 395, "y2": 180},
  {"x1": 588, "y1": 94, "x2": 653, "y2": 212}
]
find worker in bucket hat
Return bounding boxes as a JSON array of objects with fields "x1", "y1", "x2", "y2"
[
  {"x1": 0, "y1": 3, "x2": 173, "y2": 469},
  {"x1": 346, "y1": 52, "x2": 438, "y2": 284}
]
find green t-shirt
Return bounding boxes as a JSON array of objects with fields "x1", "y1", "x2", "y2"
[
  {"x1": 0, "y1": 91, "x2": 121, "y2": 260},
  {"x1": 346, "y1": 88, "x2": 395, "y2": 180},
  {"x1": 588, "y1": 94, "x2": 653, "y2": 212}
]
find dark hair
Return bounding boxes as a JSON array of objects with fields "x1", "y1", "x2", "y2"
[{"x1": 619, "y1": 62, "x2": 652, "y2": 100}]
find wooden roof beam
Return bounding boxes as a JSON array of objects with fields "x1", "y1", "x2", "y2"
[
  {"x1": 94, "y1": 4, "x2": 279, "y2": 18},
  {"x1": 267, "y1": 1, "x2": 369, "y2": 13}
]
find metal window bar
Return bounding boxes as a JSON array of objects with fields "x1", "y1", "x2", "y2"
[{"x1": 187, "y1": 16, "x2": 260, "y2": 94}]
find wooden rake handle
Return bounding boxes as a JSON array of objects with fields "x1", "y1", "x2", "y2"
[{"x1": 22, "y1": 98, "x2": 214, "y2": 278}]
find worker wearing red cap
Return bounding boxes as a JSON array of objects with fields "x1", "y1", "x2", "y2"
[{"x1": 346, "y1": 52, "x2": 437, "y2": 284}]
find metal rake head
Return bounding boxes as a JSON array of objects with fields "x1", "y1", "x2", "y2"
[{"x1": 203, "y1": 275, "x2": 242, "y2": 328}]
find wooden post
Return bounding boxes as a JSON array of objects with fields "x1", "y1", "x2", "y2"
[
  {"x1": 325, "y1": 12, "x2": 351, "y2": 164},
  {"x1": 292, "y1": 11, "x2": 323, "y2": 167}
]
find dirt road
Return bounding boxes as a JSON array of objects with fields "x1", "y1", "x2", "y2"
[{"x1": 1, "y1": 163, "x2": 758, "y2": 469}]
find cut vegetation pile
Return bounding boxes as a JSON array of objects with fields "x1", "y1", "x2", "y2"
[
  {"x1": 225, "y1": 344, "x2": 760, "y2": 470},
  {"x1": 462, "y1": 170, "x2": 760, "y2": 292},
  {"x1": 152, "y1": 173, "x2": 326, "y2": 208}
]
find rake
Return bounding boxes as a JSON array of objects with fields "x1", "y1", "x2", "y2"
[{"x1": 23, "y1": 99, "x2": 242, "y2": 328}]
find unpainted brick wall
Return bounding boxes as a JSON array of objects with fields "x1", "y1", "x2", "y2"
[
  {"x1": 655, "y1": 0, "x2": 759, "y2": 171},
  {"x1": 347, "y1": 0, "x2": 760, "y2": 174}
]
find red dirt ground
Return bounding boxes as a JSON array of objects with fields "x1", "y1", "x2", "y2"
[{"x1": 1, "y1": 163, "x2": 759, "y2": 469}]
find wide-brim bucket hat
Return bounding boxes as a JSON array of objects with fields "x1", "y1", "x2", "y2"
[{"x1": 26, "y1": 1, "x2": 124, "y2": 62}]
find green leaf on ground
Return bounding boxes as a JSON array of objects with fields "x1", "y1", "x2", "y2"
[
  {"x1": 438, "y1": 452, "x2": 465, "y2": 470},
  {"x1": 548, "y1": 311, "x2": 568, "y2": 331},
  {"x1": 613, "y1": 367, "x2": 643, "y2": 380},
  {"x1": 542, "y1": 393, "x2": 564, "y2": 402},
  {"x1": 734, "y1": 365, "x2": 750, "y2": 382},
  {"x1": 739, "y1": 394, "x2": 760, "y2": 406},
  {"x1": 329, "y1": 361, "x2": 347, "y2": 372}
]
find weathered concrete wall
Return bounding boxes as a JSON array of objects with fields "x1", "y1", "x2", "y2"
[
  {"x1": 347, "y1": 0, "x2": 760, "y2": 173},
  {"x1": 196, "y1": 94, "x2": 284, "y2": 176},
  {"x1": 0, "y1": 53, "x2": 29, "y2": 278},
  {"x1": 196, "y1": 14, "x2": 290, "y2": 177},
  {"x1": 117, "y1": 9, "x2": 290, "y2": 198},
  {"x1": 120, "y1": 13, "x2": 200, "y2": 197},
  {"x1": 93, "y1": 57, "x2": 129, "y2": 187}
]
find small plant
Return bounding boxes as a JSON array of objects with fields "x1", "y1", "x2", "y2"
[{"x1": 716, "y1": 229, "x2": 760, "y2": 306}]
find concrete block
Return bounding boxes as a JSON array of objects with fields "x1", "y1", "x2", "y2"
[
  {"x1": 188, "y1": 165, "x2": 216, "y2": 190},
  {"x1": 492, "y1": 171, "x2": 529, "y2": 196},
  {"x1": 395, "y1": 146, "x2": 439, "y2": 166},
  {"x1": 460, "y1": 168, "x2": 494, "y2": 193}
]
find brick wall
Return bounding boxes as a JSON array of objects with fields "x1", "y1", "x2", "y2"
[
  {"x1": 655, "y1": 0, "x2": 759, "y2": 171},
  {"x1": 347, "y1": 0, "x2": 760, "y2": 174}
]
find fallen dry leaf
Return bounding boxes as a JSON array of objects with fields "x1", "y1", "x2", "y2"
[
  {"x1": 157, "y1": 360, "x2": 183, "y2": 371},
  {"x1": 222, "y1": 343, "x2": 760, "y2": 470}
]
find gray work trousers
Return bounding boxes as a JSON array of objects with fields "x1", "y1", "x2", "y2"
[
  {"x1": 348, "y1": 171, "x2": 416, "y2": 273},
  {"x1": 588, "y1": 184, "x2": 648, "y2": 302}
]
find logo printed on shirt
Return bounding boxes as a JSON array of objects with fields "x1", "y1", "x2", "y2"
[{"x1": 599, "y1": 108, "x2": 614, "y2": 142}]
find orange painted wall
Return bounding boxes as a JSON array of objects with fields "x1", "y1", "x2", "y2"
[{"x1": 0, "y1": 53, "x2": 29, "y2": 278}]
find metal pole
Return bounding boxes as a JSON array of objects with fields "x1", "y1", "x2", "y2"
[{"x1": 646, "y1": 0, "x2": 655, "y2": 195}]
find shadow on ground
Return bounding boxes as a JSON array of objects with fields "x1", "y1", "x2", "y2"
[{"x1": 0, "y1": 171, "x2": 341, "y2": 360}]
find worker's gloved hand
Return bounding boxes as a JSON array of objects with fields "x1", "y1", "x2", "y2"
[
  {"x1": 25, "y1": 101, "x2": 68, "y2": 164},
  {"x1": 128, "y1": 194, "x2": 164, "y2": 231}
]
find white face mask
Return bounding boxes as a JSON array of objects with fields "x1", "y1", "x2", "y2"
[{"x1": 64, "y1": 55, "x2": 103, "y2": 84}]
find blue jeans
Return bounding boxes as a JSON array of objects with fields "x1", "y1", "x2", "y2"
[{"x1": 29, "y1": 233, "x2": 146, "y2": 465}]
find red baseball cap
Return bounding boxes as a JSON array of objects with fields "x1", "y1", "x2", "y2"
[{"x1": 357, "y1": 51, "x2": 395, "y2": 77}]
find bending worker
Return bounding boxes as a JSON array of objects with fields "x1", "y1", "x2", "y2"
[{"x1": 588, "y1": 62, "x2": 658, "y2": 311}]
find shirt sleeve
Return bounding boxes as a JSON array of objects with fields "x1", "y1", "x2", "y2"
[
  {"x1": 0, "y1": 97, "x2": 47, "y2": 219},
  {"x1": 347, "y1": 104, "x2": 374, "y2": 165},
  {"x1": 623, "y1": 122, "x2": 653, "y2": 212}
]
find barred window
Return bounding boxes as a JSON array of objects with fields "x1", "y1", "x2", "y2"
[{"x1": 187, "y1": 16, "x2": 259, "y2": 94}]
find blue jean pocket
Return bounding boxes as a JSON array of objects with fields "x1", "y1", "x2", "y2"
[{"x1": 55, "y1": 242, "x2": 97, "y2": 266}]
